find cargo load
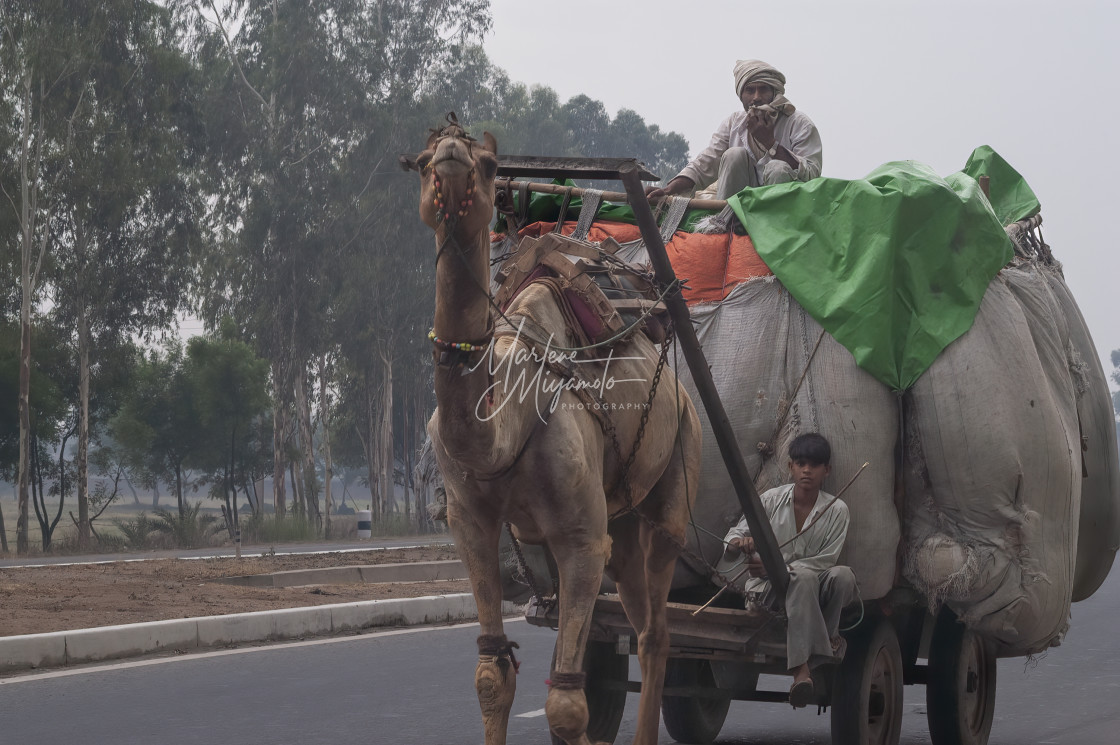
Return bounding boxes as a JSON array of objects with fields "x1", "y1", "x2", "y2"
[{"x1": 486, "y1": 147, "x2": 1120, "y2": 656}]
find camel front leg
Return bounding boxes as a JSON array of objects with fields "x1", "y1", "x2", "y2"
[
  {"x1": 448, "y1": 504, "x2": 517, "y2": 745},
  {"x1": 546, "y1": 534, "x2": 612, "y2": 745}
]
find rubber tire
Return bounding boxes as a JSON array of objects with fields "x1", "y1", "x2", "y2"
[
  {"x1": 831, "y1": 618, "x2": 905, "y2": 745},
  {"x1": 926, "y1": 609, "x2": 997, "y2": 745},
  {"x1": 661, "y1": 657, "x2": 731, "y2": 744},
  {"x1": 549, "y1": 640, "x2": 628, "y2": 745}
]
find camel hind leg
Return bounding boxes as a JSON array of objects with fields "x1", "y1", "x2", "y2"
[
  {"x1": 610, "y1": 430, "x2": 697, "y2": 745},
  {"x1": 447, "y1": 502, "x2": 518, "y2": 745}
]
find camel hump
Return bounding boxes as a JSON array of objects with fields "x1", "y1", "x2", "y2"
[{"x1": 494, "y1": 233, "x2": 668, "y2": 348}]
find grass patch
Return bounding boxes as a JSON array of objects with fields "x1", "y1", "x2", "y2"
[{"x1": 241, "y1": 514, "x2": 320, "y2": 544}]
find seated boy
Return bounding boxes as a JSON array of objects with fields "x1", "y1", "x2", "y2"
[{"x1": 717, "y1": 432, "x2": 857, "y2": 707}]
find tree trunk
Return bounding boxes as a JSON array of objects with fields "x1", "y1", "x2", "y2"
[
  {"x1": 16, "y1": 287, "x2": 31, "y2": 554},
  {"x1": 402, "y1": 391, "x2": 412, "y2": 527},
  {"x1": 358, "y1": 370, "x2": 379, "y2": 517},
  {"x1": 272, "y1": 368, "x2": 288, "y2": 518},
  {"x1": 378, "y1": 351, "x2": 394, "y2": 520},
  {"x1": 230, "y1": 428, "x2": 239, "y2": 528},
  {"x1": 290, "y1": 459, "x2": 304, "y2": 516},
  {"x1": 77, "y1": 300, "x2": 91, "y2": 548},
  {"x1": 0, "y1": 492, "x2": 8, "y2": 553},
  {"x1": 174, "y1": 464, "x2": 184, "y2": 516},
  {"x1": 415, "y1": 393, "x2": 429, "y2": 532},
  {"x1": 15, "y1": 75, "x2": 38, "y2": 555},
  {"x1": 318, "y1": 354, "x2": 334, "y2": 538},
  {"x1": 293, "y1": 364, "x2": 320, "y2": 523}
]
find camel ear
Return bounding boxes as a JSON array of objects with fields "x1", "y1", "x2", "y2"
[{"x1": 482, "y1": 131, "x2": 498, "y2": 156}]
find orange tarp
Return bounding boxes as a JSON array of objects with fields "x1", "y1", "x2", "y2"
[{"x1": 498, "y1": 221, "x2": 772, "y2": 305}]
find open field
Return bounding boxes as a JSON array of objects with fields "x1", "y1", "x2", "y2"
[
  {"x1": 0, "y1": 545, "x2": 465, "y2": 637},
  {"x1": 0, "y1": 493, "x2": 427, "y2": 556}
]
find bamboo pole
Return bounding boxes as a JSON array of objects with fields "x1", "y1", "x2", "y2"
[{"x1": 496, "y1": 178, "x2": 728, "y2": 211}]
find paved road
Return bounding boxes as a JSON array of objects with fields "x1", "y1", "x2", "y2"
[
  {"x1": 2, "y1": 569, "x2": 1117, "y2": 744},
  {"x1": 0, "y1": 535, "x2": 453, "y2": 568}
]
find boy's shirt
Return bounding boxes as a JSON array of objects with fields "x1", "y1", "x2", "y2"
[{"x1": 718, "y1": 484, "x2": 850, "y2": 593}]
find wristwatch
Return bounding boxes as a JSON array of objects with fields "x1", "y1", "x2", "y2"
[{"x1": 767, "y1": 143, "x2": 779, "y2": 157}]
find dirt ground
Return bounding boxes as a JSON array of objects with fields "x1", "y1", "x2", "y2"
[{"x1": 0, "y1": 546, "x2": 472, "y2": 637}]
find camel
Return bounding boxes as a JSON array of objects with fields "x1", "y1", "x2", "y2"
[{"x1": 416, "y1": 117, "x2": 702, "y2": 745}]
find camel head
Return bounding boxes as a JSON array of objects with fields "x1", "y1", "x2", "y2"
[{"x1": 418, "y1": 113, "x2": 498, "y2": 238}]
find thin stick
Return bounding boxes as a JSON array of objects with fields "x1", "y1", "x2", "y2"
[{"x1": 691, "y1": 461, "x2": 871, "y2": 617}]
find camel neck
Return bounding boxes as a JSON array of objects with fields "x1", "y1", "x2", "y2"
[
  {"x1": 432, "y1": 224, "x2": 492, "y2": 345},
  {"x1": 431, "y1": 222, "x2": 507, "y2": 463}
]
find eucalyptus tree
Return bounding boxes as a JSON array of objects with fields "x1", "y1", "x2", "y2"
[
  {"x1": 180, "y1": 0, "x2": 491, "y2": 523},
  {"x1": 1, "y1": 0, "x2": 201, "y2": 551},
  {"x1": 45, "y1": 1, "x2": 203, "y2": 548},
  {"x1": 1, "y1": 0, "x2": 90, "y2": 552}
]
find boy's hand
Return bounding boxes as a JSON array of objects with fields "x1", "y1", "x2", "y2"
[{"x1": 726, "y1": 536, "x2": 756, "y2": 556}]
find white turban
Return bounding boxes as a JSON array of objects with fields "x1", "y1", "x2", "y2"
[{"x1": 733, "y1": 59, "x2": 786, "y2": 97}]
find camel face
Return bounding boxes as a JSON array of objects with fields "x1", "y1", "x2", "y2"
[{"x1": 417, "y1": 125, "x2": 498, "y2": 238}]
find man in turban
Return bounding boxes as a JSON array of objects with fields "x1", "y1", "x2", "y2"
[{"x1": 649, "y1": 59, "x2": 822, "y2": 200}]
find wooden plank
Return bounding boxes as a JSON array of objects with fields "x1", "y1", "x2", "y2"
[{"x1": 399, "y1": 153, "x2": 660, "y2": 181}]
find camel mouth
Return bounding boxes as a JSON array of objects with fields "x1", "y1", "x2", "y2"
[{"x1": 432, "y1": 148, "x2": 473, "y2": 177}]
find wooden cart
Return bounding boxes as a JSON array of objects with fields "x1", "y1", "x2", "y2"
[
  {"x1": 403, "y1": 153, "x2": 1000, "y2": 745},
  {"x1": 524, "y1": 585, "x2": 997, "y2": 745}
]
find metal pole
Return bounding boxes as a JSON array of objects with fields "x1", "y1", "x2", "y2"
[{"x1": 618, "y1": 161, "x2": 790, "y2": 600}]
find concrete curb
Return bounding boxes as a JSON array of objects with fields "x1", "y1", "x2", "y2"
[
  {"x1": 0, "y1": 593, "x2": 520, "y2": 674},
  {"x1": 214, "y1": 560, "x2": 468, "y2": 587}
]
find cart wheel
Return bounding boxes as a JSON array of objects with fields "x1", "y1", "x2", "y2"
[
  {"x1": 926, "y1": 609, "x2": 997, "y2": 745},
  {"x1": 549, "y1": 640, "x2": 628, "y2": 745},
  {"x1": 661, "y1": 657, "x2": 731, "y2": 744},
  {"x1": 831, "y1": 618, "x2": 904, "y2": 745}
]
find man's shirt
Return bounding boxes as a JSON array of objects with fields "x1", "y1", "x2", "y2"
[
  {"x1": 679, "y1": 109, "x2": 823, "y2": 191},
  {"x1": 718, "y1": 484, "x2": 849, "y2": 593}
]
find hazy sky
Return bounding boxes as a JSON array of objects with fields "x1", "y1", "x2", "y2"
[{"x1": 482, "y1": 0, "x2": 1119, "y2": 373}]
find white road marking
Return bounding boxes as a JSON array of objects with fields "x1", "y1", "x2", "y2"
[
  {"x1": 515, "y1": 708, "x2": 546, "y2": 718},
  {"x1": 0, "y1": 618, "x2": 526, "y2": 686}
]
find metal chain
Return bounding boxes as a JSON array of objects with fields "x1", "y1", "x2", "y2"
[
  {"x1": 506, "y1": 522, "x2": 554, "y2": 610},
  {"x1": 606, "y1": 321, "x2": 674, "y2": 520}
]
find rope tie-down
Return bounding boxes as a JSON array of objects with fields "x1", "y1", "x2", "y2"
[
  {"x1": 546, "y1": 671, "x2": 587, "y2": 690},
  {"x1": 477, "y1": 634, "x2": 521, "y2": 673}
]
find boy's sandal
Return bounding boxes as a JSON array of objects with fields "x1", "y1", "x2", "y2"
[{"x1": 789, "y1": 678, "x2": 814, "y2": 708}]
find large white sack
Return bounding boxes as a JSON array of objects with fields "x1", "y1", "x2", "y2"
[
  {"x1": 903, "y1": 269, "x2": 1080, "y2": 655},
  {"x1": 667, "y1": 279, "x2": 901, "y2": 600},
  {"x1": 1041, "y1": 269, "x2": 1120, "y2": 601}
]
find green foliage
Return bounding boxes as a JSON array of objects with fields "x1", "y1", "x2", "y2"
[
  {"x1": 368, "y1": 512, "x2": 419, "y2": 538},
  {"x1": 114, "y1": 512, "x2": 157, "y2": 550},
  {"x1": 240, "y1": 513, "x2": 319, "y2": 544},
  {"x1": 152, "y1": 503, "x2": 222, "y2": 549},
  {"x1": 3, "y1": 1, "x2": 693, "y2": 552},
  {"x1": 428, "y1": 46, "x2": 690, "y2": 180},
  {"x1": 110, "y1": 342, "x2": 199, "y2": 512}
]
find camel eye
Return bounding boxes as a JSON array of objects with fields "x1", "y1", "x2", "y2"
[
  {"x1": 479, "y1": 154, "x2": 498, "y2": 180},
  {"x1": 417, "y1": 153, "x2": 433, "y2": 173}
]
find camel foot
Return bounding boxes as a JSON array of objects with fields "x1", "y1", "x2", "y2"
[
  {"x1": 476, "y1": 655, "x2": 516, "y2": 745},
  {"x1": 546, "y1": 687, "x2": 591, "y2": 745}
]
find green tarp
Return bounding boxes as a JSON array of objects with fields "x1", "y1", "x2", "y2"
[{"x1": 728, "y1": 147, "x2": 1032, "y2": 391}]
